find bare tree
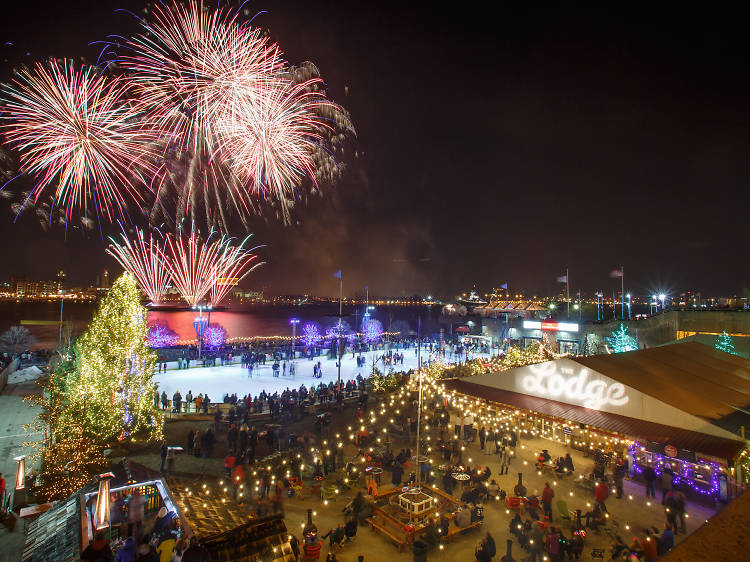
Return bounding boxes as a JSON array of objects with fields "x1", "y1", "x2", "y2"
[{"x1": 0, "y1": 326, "x2": 37, "y2": 357}]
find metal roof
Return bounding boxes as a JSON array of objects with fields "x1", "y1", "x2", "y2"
[
  {"x1": 572, "y1": 341, "x2": 750, "y2": 435},
  {"x1": 443, "y1": 378, "x2": 746, "y2": 460},
  {"x1": 21, "y1": 491, "x2": 84, "y2": 562}
]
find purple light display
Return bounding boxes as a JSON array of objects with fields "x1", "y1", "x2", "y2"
[
  {"x1": 325, "y1": 321, "x2": 355, "y2": 345},
  {"x1": 147, "y1": 321, "x2": 179, "y2": 348},
  {"x1": 628, "y1": 442, "x2": 720, "y2": 497},
  {"x1": 204, "y1": 323, "x2": 227, "y2": 349},
  {"x1": 362, "y1": 318, "x2": 384, "y2": 343},
  {"x1": 301, "y1": 322, "x2": 322, "y2": 346}
]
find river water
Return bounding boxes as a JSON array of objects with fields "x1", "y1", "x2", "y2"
[{"x1": 0, "y1": 301, "x2": 443, "y2": 349}]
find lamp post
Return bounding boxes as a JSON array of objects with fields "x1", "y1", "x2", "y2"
[
  {"x1": 192, "y1": 304, "x2": 211, "y2": 359},
  {"x1": 595, "y1": 292, "x2": 603, "y2": 321},
  {"x1": 651, "y1": 295, "x2": 658, "y2": 315},
  {"x1": 58, "y1": 289, "x2": 65, "y2": 352},
  {"x1": 659, "y1": 293, "x2": 666, "y2": 313},
  {"x1": 626, "y1": 294, "x2": 632, "y2": 320},
  {"x1": 364, "y1": 305, "x2": 375, "y2": 378},
  {"x1": 290, "y1": 318, "x2": 299, "y2": 365}
]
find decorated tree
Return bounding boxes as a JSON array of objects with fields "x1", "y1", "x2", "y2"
[
  {"x1": 204, "y1": 323, "x2": 227, "y2": 348},
  {"x1": 301, "y1": 322, "x2": 322, "y2": 347},
  {"x1": 362, "y1": 318, "x2": 384, "y2": 344},
  {"x1": 715, "y1": 331, "x2": 736, "y2": 354},
  {"x1": 62, "y1": 273, "x2": 163, "y2": 443},
  {"x1": 147, "y1": 321, "x2": 179, "y2": 348},
  {"x1": 606, "y1": 323, "x2": 638, "y2": 353}
]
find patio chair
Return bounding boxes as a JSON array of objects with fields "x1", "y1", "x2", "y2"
[
  {"x1": 556, "y1": 500, "x2": 573, "y2": 525},
  {"x1": 321, "y1": 485, "x2": 339, "y2": 502}
]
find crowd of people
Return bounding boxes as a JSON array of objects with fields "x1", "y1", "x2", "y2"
[{"x1": 155, "y1": 376, "x2": 370, "y2": 419}]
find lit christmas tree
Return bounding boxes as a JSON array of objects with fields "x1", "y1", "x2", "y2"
[
  {"x1": 63, "y1": 273, "x2": 162, "y2": 443},
  {"x1": 715, "y1": 331, "x2": 736, "y2": 354},
  {"x1": 606, "y1": 323, "x2": 638, "y2": 353}
]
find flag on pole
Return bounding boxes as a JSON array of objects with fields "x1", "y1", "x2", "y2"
[
  {"x1": 556, "y1": 275, "x2": 568, "y2": 283},
  {"x1": 333, "y1": 270, "x2": 342, "y2": 279},
  {"x1": 609, "y1": 268, "x2": 623, "y2": 278},
  {"x1": 500, "y1": 283, "x2": 508, "y2": 290}
]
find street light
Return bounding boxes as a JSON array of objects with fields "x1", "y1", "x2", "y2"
[
  {"x1": 290, "y1": 318, "x2": 300, "y2": 365},
  {"x1": 363, "y1": 306, "x2": 376, "y2": 377},
  {"x1": 595, "y1": 292, "x2": 603, "y2": 321},
  {"x1": 626, "y1": 293, "x2": 632, "y2": 320},
  {"x1": 659, "y1": 293, "x2": 666, "y2": 312},
  {"x1": 192, "y1": 304, "x2": 212, "y2": 359},
  {"x1": 58, "y1": 289, "x2": 65, "y2": 352}
]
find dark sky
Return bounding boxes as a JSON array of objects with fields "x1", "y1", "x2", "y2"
[{"x1": 0, "y1": 1, "x2": 749, "y2": 298}]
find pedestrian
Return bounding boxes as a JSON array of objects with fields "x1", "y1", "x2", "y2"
[
  {"x1": 193, "y1": 430, "x2": 201, "y2": 458},
  {"x1": 0, "y1": 472, "x2": 5, "y2": 513},
  {"x1": 664, "y1": 491, "x2": 679, "y2": 532},
  {"x1": 643, "y1": 465, "x2": 657, "y2": 498},
  {"x1": 545, "y1": 526, "x2": 560, "y2": 561},
  {"x1": 81, "y1": 530, "x2": 114, "y2": 561},
  {"x1": 613, "y1": 464, "x2": 624, "y2": 499},
  {"x1": 674, "y1": 490, "x2": 686, "y2": 533},
  {"x1": 500, "y1": 446, "x2": 510, "y2": 475},
  {"x1": 542, "y1": 482, "x2": 555, "y2": 521},
  {"x1": 641, "y1": 530, "x2": 658, "y2": 562},
  {"x1": 159, "y1": 440, "x2": 168, "y2": 473},
  {"x1": 594, "y1": 480, "x2": 608, "y2": 512},
  {"x1": 391, "y1": 461, "x2": 403, "y2": 487},
  {"x1": 474, "y1": 532, "x2": 496, "y2": 561},
  {"x1": 161, "y1": 391, "x2": 168, "y2": 410},
  {"x1": 528, "y1": 524, "x2": 544, "y2": 562},
  {"x1": 478, "y1": 426, "x2": 486, "y2": 450},
  {"x1": 661, "y1": 467, "x2": 674, "y2": 504},
  {"x1": 127, "y1": 490, "x2": 146, "y2": 541},
  {"x1": 659, "y1": 522, "x2": 675, "y2": 555}
]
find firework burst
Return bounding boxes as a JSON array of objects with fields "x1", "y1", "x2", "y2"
[
  {"x1": 208, "y1": 235, "x2": 262, "y2": 306},
  {"x1": 106, "y1": 228, "x2": 171, "y2": 304},
  {"x1": 161, "y1": 227, "x2": 223, "y2": 307},
  {"x1": 117, "y1": 0, "x2": 351, "y2": 227},
  {"x1": 162, "y1": 225, "x2": 262, "y2": 307},
  {"x1": 0, "y1": 1, "x2": 352, "y2": 232},
  {"x1": 0, "y1": 59, "x2": 154, "y2": 224}
]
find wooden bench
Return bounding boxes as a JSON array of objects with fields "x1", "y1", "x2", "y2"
[
  {"x1": 365, "y1": 517, "x2": 407, "y2": 552},
  {"x1": 443, "y1": 520, "x2": 483, "y2": 542}
]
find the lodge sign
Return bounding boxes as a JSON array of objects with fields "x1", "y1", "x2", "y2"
[{"x1": 521, "y1": 362, "x2": 630, "y2": 410}]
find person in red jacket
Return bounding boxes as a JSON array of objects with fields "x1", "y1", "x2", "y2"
[
  {"x1": 541, "y1": 482, "x2": 555, "y2": 520},
  {"x1": 594, "y1": 480, "x2": 609, "y2": 512}
]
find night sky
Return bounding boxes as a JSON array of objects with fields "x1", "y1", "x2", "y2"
[{"x1": 0, "y1": 1, "x2": 748, "y2": 298}]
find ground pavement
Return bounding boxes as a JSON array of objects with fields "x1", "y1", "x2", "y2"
[
  {"x1": 133, "y1": 398, "x2": 721, "y2": 562},
  {"x1": 0, "y1": 373, "x2": 44, "y2": 562}
]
